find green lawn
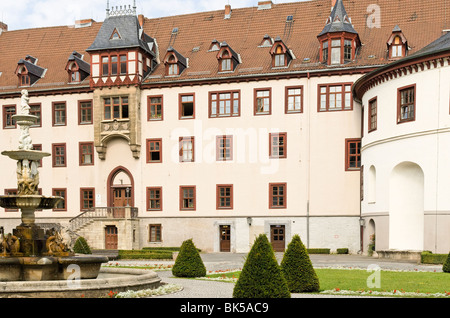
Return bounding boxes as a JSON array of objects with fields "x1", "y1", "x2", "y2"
[{"x1": 206, "y1": 268, "x2": 450, "y2": 295}]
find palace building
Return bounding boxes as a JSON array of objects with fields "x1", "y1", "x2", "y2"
[{"x1": 0, "y1": 0, "x2": 449, "y2": 255}]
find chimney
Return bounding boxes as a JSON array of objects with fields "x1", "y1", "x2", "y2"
[
  {"x1": 258, "y1": 1, "x2": 273, "y2": 10},
  {"x1": 224, "y1": 4, "x2": 232, "y2": 19},
  {"x1": 138, "y1": 14, "x2": 145, "y2": 27},
  {"x1": 0, "y1": 22, "x2": 8, "y2": 34}
]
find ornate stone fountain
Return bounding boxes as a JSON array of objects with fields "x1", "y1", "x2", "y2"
[{"x1": 0, "y1": 90, "x2": 108, "y2": 282}]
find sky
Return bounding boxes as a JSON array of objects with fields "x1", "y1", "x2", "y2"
[{"x1": 1, "y1": 0, "x2": 305, "y2": 31}]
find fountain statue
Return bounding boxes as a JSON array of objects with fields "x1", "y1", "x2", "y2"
[{"x1": 0, "y1": 90, "x2": 108, "y2": 282}]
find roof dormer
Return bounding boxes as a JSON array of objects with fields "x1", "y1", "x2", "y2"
[
  {"x1": 387, "y1": 25, "x2": 408, "y2": 60},
  {"x1": 15, "y1": 55, "x2": 46, "y2": 87},
  {"x1": 163, "y1": 47, "x2": 187, "y2": 76},
  {"x1": 317, "y1": 0, "x2": 361, "y2": 65},
  {"x1": 270, "y1": 37, "x2": 293, "y2": 68},
  {"x1": 65, "y1": 51, "x2": 90, "y2": 83},
  {"x1": 216, "y1": 42, "x2": 240, "y2": 72}
]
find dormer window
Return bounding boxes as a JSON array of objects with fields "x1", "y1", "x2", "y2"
[
  {"x1": 259, "y1": 35, "x2": 272, "y2": 47},
  {"x1": 387, "y1": 26, "x2": 408, "y2": 60},
  {"x1": 20, "y1": 73, "x2": 30, "y2": 86},
  {"x1": 163, "y1": 47, "x2": 187, "y2": 76},
  {"x1": 270, "y1": 37, "x2": 293, "y2": 68},
  {"x1": 70, "y1": 64, "x2": 80, "y2": 82},
  {"x1": 217, "y1": 42, "x2": 240, "y2": 72},
  {"x1": 209, "y1": 40, "x2": 220, "y2": 51},
  {"x1": 110, "y1": 28, "x2": 121, "y2": 40},
  {"x1": 15, "y1": 55, "x2": 46, "y2": 87}
]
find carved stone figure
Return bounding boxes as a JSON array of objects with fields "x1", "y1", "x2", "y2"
[
  {"x1": 45, "y1": 229, "x2": 69, "y2": 255},
  {"x1": 17, "y1": 160, "x2": 39, "y2": 195},
  {"x1": 20, "y1": 89, "x2": 30, "y2": 115},
  {"x1": 0, "y1": 228, "x2": 20, "y2": 256}
]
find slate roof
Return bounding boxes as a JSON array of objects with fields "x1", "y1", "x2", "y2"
[
  {"x1": 0, "y1": 0, "x2": 448, "y2": 95},
  {"x1": 317, "y1": 0, "x2": 358, "y2": 37}
]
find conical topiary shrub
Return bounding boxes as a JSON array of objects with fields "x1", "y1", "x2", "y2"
[
  {"x1": 172, "y1": 239, "x2": 206, "y2": 278},
  {"x1": 280, "y1": 234, "x2": 320, "y2": 293},
  {"x1": 443, "y1": 252, "x2": 450, "y2": 273},
  {"x1": 73, "y1": 236, "x2": 92, "y2": 254},
  {"x1": 233, "y1": 234, "x2": 290, "y2": 298}
]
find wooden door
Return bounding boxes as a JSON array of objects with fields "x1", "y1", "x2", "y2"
[
  {"x1": 105, "y1": 226, "x2": 118, "y2": 250},
  {"x1": 113, "y1": 188, "x2": 128, "y2": 218},
  {"x1": 220, "y1": 225, "x2": 231, "y2": 252},
  {"x1": 271, "y1": 225, "x2": 285, "y2": 252}
]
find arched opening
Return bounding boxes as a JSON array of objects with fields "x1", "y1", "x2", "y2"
[
  {"x1": 389, "y1": 162, "x2": 424, "y2": 250},
  {"x1": 368, "y1": 165, "x2": 376, "y2": 203},
  {"x1": 107, "y1": 166, "x2": 135, "y2": 209},
  {"x1": 368, "y1": 219, "x2": 376, "y2": 255}
]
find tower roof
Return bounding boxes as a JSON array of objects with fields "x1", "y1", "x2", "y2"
[{"x1": 318, "y1": 0, "x2": 358, "y2": 37}]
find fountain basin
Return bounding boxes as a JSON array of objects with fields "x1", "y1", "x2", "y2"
[
  {"x1": 1, "y1": 149, "x2": 50, "y2": 162},
  {"x1": 0, "y1": 195, "x2": 63, "y2": 211}
]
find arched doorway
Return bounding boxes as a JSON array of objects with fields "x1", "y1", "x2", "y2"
[
  {"x1": 389, "y1": 162, "x2": 424, "y2": 251},
  {"x1": 107, "y1": 167, "x2": 135, "y2": 215},
  {"x1": 368, "y1": 219, "x2": 376, "y2": 255}
]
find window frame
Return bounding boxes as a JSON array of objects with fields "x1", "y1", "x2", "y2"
[
  {"x1": 180, "y1": 186, "x2": 196, "y2": 211},
  {"x1": 78, "y1": 100, "x2": 93, "y2": 125},
  {"x1": 216, "y1": 184, "x2": 233, "y2": 210},
  {"x1": 32, "y1": 144, "x2": 43, "y2": 167},
  {"x1": 52, "y1": 101, "x2": 67, "y2": 126},
  {"x1": 345, "y1": 138, "x2": 361, "y2": 171},
  {"x1": 79, "y1": 142, "x2": 95, "y2": 166},
  {"x1": 146, "y1": 138, "x2": 163, "y2": 163},
  {"x1": 285, "y1": 86, "x2": 303, "y2": 114},
  {"x1": 3, "y1": 105, "x2": 16, "y2": 129},
  {"x1": 103, "y1": 96, "x2": 129, "y2": 120},
  {"x1": 52, "y1": 188, "x2": 67, "y2": 211},
  {"x1": 29, "y1": 103, "x2": 42, "y2": 127},
  {"x1": 179, "y1": 137, "x2": 195, "y2": 163},
  {"x1": 179, "y1": 93, "x2": 195, "y2": 120},
  {"x1": 147, "y1": 187, "x2": 163, "y2": 211},
  {"x1": 149, "y1": 224, "x2": 162, "y2": 242},
  {"x1": 397, "y1": 84, "x2": 416, "y2": 124},
  {"x1": 216, "y1": 135, "x2": 233, "y2": 161},
  {"x1": 52, "y1": 143, "x2": 67, "y2": 167},
  {"x1": 254, "y1": 88, "x2": 272, "y2": 116},
  {"x1": 147, "y1": 95, "x2": 164, "y2": 121},
  {"x1": 80, "y1": 188, "x2": 95, "y2": 211},
  {"x1": 368, "y1": 97, "x2": 377, "y2": 133},
  {"x1": 209, "y1": 90, "x2": 240, "y2": 118},
  {"x1": 269, "y1": 183, "x2": 287, "y2": 209},
  {"x1": 269, "y1": 132, "x2": 287, "y2": 159},
  {"x1": 318, "y1": 83, "x2": 353, "y2": 112}
]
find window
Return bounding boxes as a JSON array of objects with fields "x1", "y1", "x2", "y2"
[
  {"x1": 78, "y1": 100, "x2": 93, "y2": 125},
  {"x1": 344, "y1": 39, "x2": 353, "y2": 61},
  {"x1": 398, "y1": 85, "x2": 415, "y2": 123},
  {"x1": 52, "y1": 102, "x2": 66, "y2": 126},
  {"x1": 4, "y1": 189, "x2": 18, "y2": 212},
  {"x1": 53, "y1": 189, "x2": 67, "y2": 211},
  {"x1": 254, "y1": 88, "x2": 271, "y2": 115},
  {"x1": 345, "y1": 139, "x2": 361, "y2": 171},
  {"x1": 318, "y1": 83, "x2": 353, "y2": 111},
  {"x1": 52, "y1": 143, "x2": 66, "y2": 167},
  {"x1": 3, "y1": 105, "x2": 16, "y2": 129},
  {"x1": 270, "y1": 133, "x2": 287, "y2": 159},
  {"x1": 274, "y1": 45, "x2": 286, "y2": 67},
  {"x1": 322, "y1": 41, "x2": 329, "y2": 63},
  {"x1": 20, "y1": 74, "x2": 30, "y2": 86},
  {"x1": 120, "y1": 55, "x2": 127, "y2": 75},
  {"x1": 148, "y1": 96, "x2": 163, "y2": 121},
  {"x1": 30, "y1": 104, "x2": 41, "y2": 127},
  {"x1": 147, "y1": 139, "x2": 162, "y2": 163},
  {"x1": 269, "y1": 183, "x2": 287, "y2": 209},
  {"x1": 166, "y1": 55, "x2": 179, "y2": 76},
  {"x1": 286, "y1": 86, "x2": 303, "y2": 113},
  {"x1": 149, "y1": 224, "x2": 162, "y2": 242},
  {"x1": 331, "y1": 39, "x2": 341, "y2": 65},
  {"x1": 104, "y1": 96, "x2": 129, "y2": 120},
  {"x1": 180, "y1": 186, "x2": 196, "y2": 211},
  {"x1": 368, "y1": 97, "x2": 377, "y2": 132},
  {"x1": 210, "y1": 91, "x2": 240, "y2": 118},
  {"x1": 179, "y1": 137, "x2": 194, "y2": 162},
  {"x1": 32, "y1": 144, "x2": 43, "y2": 167},
  {"x1": 217, "y1": 185, "x2": 233, "y2": 209},
  {"x1": 220, "y1": 51, "x2": 232, "y2": 72},
  {"x1": 391, "y1": 36, "x2": 403, "y2": 58},
  {"x1": 80, "y1": 188, "x2": 95, "y2": 210},
  {"x1": 179, "y1": 94, "x2": 195, "y2": 119},
  {"x1": 216, "y1": 135, "x2": 233, "y2": 161},
  {"x1": 69, "y1": 64, "x2": 80, "y2": 83},
  {"x1": 102, "y1": 56, "x2": 109, "y2": 76},
  {"x1": 147, "y1": 187, "x2": 162, "y2": 211},
  {"x1": 79, "y1": 142, "x2": 94, "y2": 166}
]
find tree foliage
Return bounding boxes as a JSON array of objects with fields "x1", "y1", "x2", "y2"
[{"x1": 172, "y1": 239, "x2": 206, "y2": 278}]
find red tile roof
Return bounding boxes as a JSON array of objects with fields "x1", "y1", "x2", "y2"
[{"x1": 0, "y1": 0, "x2": 448, "y2": 95}]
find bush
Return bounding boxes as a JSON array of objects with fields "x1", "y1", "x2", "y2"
[
  {"x1": 118, "y1": 250, "x2": 174, "y2": 260},
  {"x1": 337, "y1": 248, "x2": 349, "y2": 254},
  {"x1": 421, "y1": 251, "x2": 448, "y2": 264},
  {"x1": 172, "y1": 239, "x2": 206, "y2": 278},
  {"x1": 307, "y1": 248, "x2": 330, "y2": 254},
  {"x1": 73, "y1": 237, "x2": 91, "y2": 254},
  {"x1": 280, "y1": 235, "x2": 320, "y2": 293},
  {"x1": 443, "y1": 252, "x2": 450, "y2": 273},
  {"x1": 233, "y1": 234, "x2": 290, "y2": 298}
]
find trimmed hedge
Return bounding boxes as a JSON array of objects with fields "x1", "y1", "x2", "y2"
[
  {"x1": 421, "y1": 251, "x2": 448, "y2": 265},
  {"x1": 233, "y1": 234, "x2": 290, "y2": 298},
  {"x1": 337, "y1": 248, "x2": 349, "y2": 254},
  {"x1": 443, "y1": 252, "x2": 450, "y2": 273},
  {"x1": 280, "y1": 235, "x2": 320, "y2": 293},
  {"x1": 118, "y1": 250, "x2": 174, "y2": 260},
  {"x1": 172, "y1": 239, "x2": 206, "y2": 278},
  {"x1": 307, "y1": 248, "x2": 330, "y2": 254},
  {"x1": 73, "y1": 237, "x2": 92, "y2": 254}
]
